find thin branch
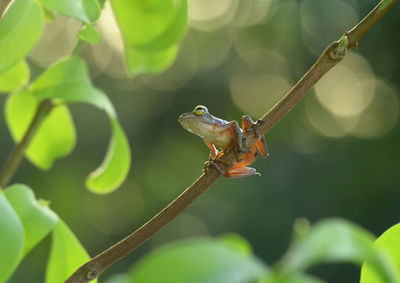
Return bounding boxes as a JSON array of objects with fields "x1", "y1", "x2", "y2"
[
  {"x1": 0, "y1": 0, "x2": 12, "y2": 18},
  {"x1": 65, "y1": 0, "x2": 398, "y2": 282},
  {"x1": 0, "y1": 100, "x2": 53, "y2": 189}
]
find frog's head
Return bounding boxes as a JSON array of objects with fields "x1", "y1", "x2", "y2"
[{"x1": 178, "y1": 105, "x2": 214, "y2": 137}]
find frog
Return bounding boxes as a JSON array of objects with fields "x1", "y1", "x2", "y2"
[{"x1": 178, "y1": 105, "x2": 268, "y2": 178}]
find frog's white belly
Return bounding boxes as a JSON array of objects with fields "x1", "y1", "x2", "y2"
[{"x1": 199, "y1": 124, "x2": 232, "y2": 149}]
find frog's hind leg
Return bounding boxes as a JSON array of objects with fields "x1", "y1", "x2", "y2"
[
  {"x1": 242, "y1": 115, "x2": 269, "y2": 158},
  {"x1": 223, "y1": 150, "x2": 259, "y2": 178},
  {"x1": 224, "y1": 167, "x2": 260, "y2": 178}
]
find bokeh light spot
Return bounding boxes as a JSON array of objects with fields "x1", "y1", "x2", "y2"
[
  {"x1": 230, "y1": 73, "x2": 290, "y2": 117},
  {"x1": 29, "y1": 16, "x2": 80, "y2": 67},
  {"x1": 315, "y1": 52, "x2": 376, "y2": 118},
  {"x1": 233, "y1": 0, "x2": 272, "y2": 27},
  {"x1": 230, "y1": 49, "x2": 291, "y2": 116},
  {"x1": 189, "y1": 0, "x2": 237, "y2": 31},
  {"x1": 300, "y1": 0, "x2": 359, "y2": 55},
  {"x1": 349, "y1": 79, "x2": 399, "y2": 138},
  {"x1": 304, "y1": 94, "x2": 348, "y2": 138}
]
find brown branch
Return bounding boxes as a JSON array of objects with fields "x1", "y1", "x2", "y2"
[
  {"x1": 0, "y1": 0, "x2": 12, "y2": 18},
  {"x1": 65, "y1": 0, "x2": 398, "y2": 282},
  {"x1": 0, "y1": 100, "x2": 53, "y2": 189}
]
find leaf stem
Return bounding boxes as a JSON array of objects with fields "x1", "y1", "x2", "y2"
[
  {"x1": 0, "y1": 99, "x2": 53, "y2": 189},
  {"x1": 65, "y1": 0, "x2": 398, "y2": 282},
  {"x1": 72, "y1": 39, "x2": 86, "y2": 56}
]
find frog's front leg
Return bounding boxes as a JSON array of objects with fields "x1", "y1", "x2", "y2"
[
  {"x1": 242, "y1": 115, "x2": 269, "y2": 158},
  {"x1": 203, "y1": 141, "x2": 227, "y2": 175},
  {"x1": 204, "y1": 141, "x2": 218, "y2": 159},
  {"x1": 227, "y1": 120, "x2": 250, "y2": 161}
]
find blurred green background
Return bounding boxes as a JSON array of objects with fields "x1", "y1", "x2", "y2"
[{"x1": 1, "y1": 0, "x2": 400, "y2": 282}]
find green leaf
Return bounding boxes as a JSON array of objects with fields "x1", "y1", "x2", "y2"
[
  {"x1": 38, "y1": 0, "x2": 100, "y2": 23},
  {"x1": 82, "y1": 0, "x2": 101, "y2": 22},
  {"x1": 110, "y1": 0, "x2": 188, "y2": 52},
  {"x1": 46, "y1": 220, "x2": 97, "y2": 283},
  {"x1": 4, "y1": 184, "x2": 58, "y2": 256},
  {"x1": 103, "y1": 274, "x2": 130, "y2": 283},
  {"x1": 361, "y1": 223, "x2": 400, "y2": 282},
  {"x1": 0, "y1": 60, "x2": 30, "y2": 93},
  {"x1": 261, "y1": 272, "x2": 327, "y2": 283},
  {"x1": 125, "y1": 44, "x2": 178, "y2": 77},
  {"x1": 78, "y1": 24, "x2": 101, "y2": 45},
  {"x1": 0, "y1": 191, "x2": 24, "y2": 282},
  {"x1": 280, "y1": 218, "x2": 397, "y2": 283},
  {"x1": 0, "y1": 0, "x2": 44, "y2": 73},
  {"x1": 128, "y1": 237, "x2": 268, "y2": 283},
  {"x1": 110, "y1": 0, "x2": 187, "y2": 76},
  {"x1": 86, "y1": 119, "x2": 130, "y2": 194},
  {"x1": 29, "y1": 56, "x2": 131, "y2": 193},
  {"x1": 5, "y1": 91, "x2": 76, "y2": 170}
]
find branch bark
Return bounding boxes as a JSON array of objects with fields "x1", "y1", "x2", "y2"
[
  {"x1": 65, "y1": 0, "x2": 398, "y2": 282},
  {"x1": 0, "y1": 100, "x2": 54, "y2": 189}
]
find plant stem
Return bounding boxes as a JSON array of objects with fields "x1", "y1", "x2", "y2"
[
  {"x1": 0, "y1": 28, "x2": 86, "y2": 190},
  {"x1": 0, "y1": 100, "x2": 53, "y2": 189},
  {"x1": 65, "y1": 0, "x2": 398, "y2": 282},
  {"x1": 72, "y1": 39, "x2": 85, "y2": 56}
]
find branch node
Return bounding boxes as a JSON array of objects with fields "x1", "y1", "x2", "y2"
[
  {"x1": 330, "y1": 35, "x2": 349, "y2": 60},
  {"x1": 86, "y1": 269, "x2": 98, "y2": 281}
]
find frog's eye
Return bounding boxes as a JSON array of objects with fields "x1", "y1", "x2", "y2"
[{"x1": 193, "y1": 105, "x2": 207, "y2": 116}]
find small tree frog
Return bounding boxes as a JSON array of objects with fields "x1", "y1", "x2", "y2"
[{"x1": 178, "y1": 105, "x2": 268, "y2": 178}]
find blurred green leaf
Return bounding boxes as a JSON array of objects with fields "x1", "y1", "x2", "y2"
[
  {"x1": 30, "y1": 56, "x2": 114, "y2": 116},
  {"x1": 280, "y1": 218, "x2": 397, "y2": 283},
  {"x1": 361, "y1": 223, "x2": 400, "y2": 283},
  {"x1": 5, "y1": 91, "x2": 76, "y2": 170},
  {"x1": 78, "y1": 24, "x2": 101, "y2": 45},
  {"x1": 0, "y1": 191, "x2": 24, "y2": 282},
  {"x1": 125, "y1": 44, "x2": 178, "y2": 77},
  {"x1": 127, "y1": 237, "x2": 268, "y2": 283},
  {"x1": 38, "y1": 0, "x2": 100, "y2": 23},
  {"x1": 110, "y1": 0, "x2": 188, "y2": 52},
  {"x1": 103, "y1": 274, "x2": 130, "y2": 283},
  {"x1": 218, "y1": 233, "x2": 253, "y2": 256},
  {"x1": 29, "y1": 56, "x2": 131, "y2": 193},
  {"x1": 261, "y1": 272, "x2": 327, "y2": 283},
  {"x1": 46, "y1": 220, "x2": 97, "y2": 283},
  {"x1": 0, "y1": 0, "x2": 44, "y2": 73},
  {"x1": 110, "y1": 0, "x2": 187, "y2": 76},
  {"x1": 86, "y1": 119, "x2": 130, "y2": 194},
  {"x1": 4, "y1": 184, "x2": 59, "y2": 256},
  {"x1": 0, "y1": 61, "x2": 30, "y2": 93}
]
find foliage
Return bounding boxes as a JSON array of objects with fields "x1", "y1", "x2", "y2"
[
  {"x1": 0, "y1": 0, "x2": 398, "y2": 282},
  {"x1": 105, "y1": 220, "x2": 400, "y2": 283}
]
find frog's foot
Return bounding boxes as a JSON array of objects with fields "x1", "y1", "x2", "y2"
[
  {"x1": 242, "y1": 116, "x2": 269, "y2": 158},
  {"x1": 224, "y1": 167, "x2": 260, "y2": 178},
  {"x1": 203, "y1": 160, "x2": 226, "y2": 175}
]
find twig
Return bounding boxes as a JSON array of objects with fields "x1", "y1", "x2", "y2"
[
  {"x1": 0, "y1": 100, "x2": 54, "y2": 189},
  {"x1": 0, "y1": 0, "x2": 12, "y2": 18},
  {"x1": 65, "y1": 0, "x2": 398, "y2": 282}
]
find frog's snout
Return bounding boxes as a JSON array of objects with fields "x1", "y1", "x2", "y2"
[{"x1": 178, "y1": 112, "x2": 191, "y2": 124}]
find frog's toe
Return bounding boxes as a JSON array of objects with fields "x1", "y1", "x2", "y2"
[
  {"x1": 224, "y1": 167, "x2": 260, "y2": 178},
  {"x1": 203, "y1": 160, "x2": 226, "y2": 175}
]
